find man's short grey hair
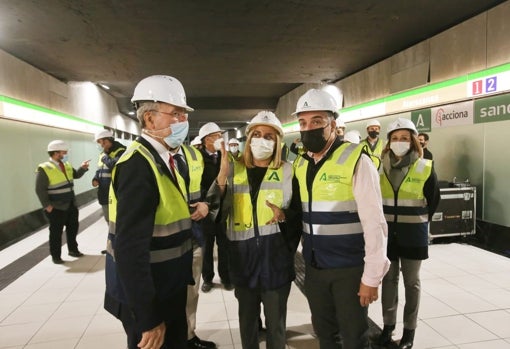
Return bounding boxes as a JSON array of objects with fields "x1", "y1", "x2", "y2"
[{"x1": 136, "y1": 102, "x2": 160, "y2": 127}]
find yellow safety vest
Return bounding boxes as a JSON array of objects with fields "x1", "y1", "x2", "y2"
[
  {"x1": 360, "y1": 138, "x2": 384, "y2": 169},
  {"x1": 108, "y1": 141, "x2": 192, "y2": 262},
  {"x1": 37, "y1": 161, "x2": 74, "y2": 202},
  {"x1": 227, "y1": 161, "x2": 293, "y2": 241},
  {"x1": 380, "y1": 158, "x2": 432, "y2": 224},
  {"x1": 294, "y1": 142, "x2": 366, "y2": 268},
  {"x1": 179, "y1": 145, "x2": 204, "y2": 203}
]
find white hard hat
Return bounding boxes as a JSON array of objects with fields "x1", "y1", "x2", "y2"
[
  {"x1": 386, "y1": 117, "x2": 418, "y2": 138},
  {"x1": 335, "y1": 116, "x2": 346, "y2": 128},
  {"x1": 293, "y1": 89, "x2": 338, "y2": 115},
  {"x1": 47, "y1": 140, "x2": 69, "y2": 152},
  {"x1": 246, "y1": 111, "x2": 283, "y2": 136},
  {"x1": 190, "y1": 136, "x2": 202, "y2": 146},
  {"x1": 343, "y1": 130, "x2": 361, "y2": 144},
  {"x1": 94, "y1": 129, "x2": 114, "y2": 141},
  {"x1": 131, "y1": 75, "x2": 194, "y2": 112},
  {"x1": 366, "y1": 119, "x2": 381, "y2": 128},
  {"x1": 228, "y1": 138, "x2": 240, "y2": 145},
  {"x1": 198, "y1": 122, "x2": 224, "y2": 140}
]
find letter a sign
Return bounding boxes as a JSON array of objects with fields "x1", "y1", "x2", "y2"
[{"x1": 411, "y1": 108, "x2": 431, "y2": 132}]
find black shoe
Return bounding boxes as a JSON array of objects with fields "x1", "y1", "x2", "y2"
[
  {"x1": 201, "y1": 282, "x2": 213, "y2": 293},
  {"x1": 69, "y1": 251, "x2": 84, "y2": 257},
  {"x1": 52, "y1": 257, "x2": 65, "y2": 264},
  {"x1": 187, "y1": 335, "x2": 216, "y2": 349},
  {"x1": 100, "y1": 250, "x2": 107, "y2": 254},
  {"x1": 377, "y1": 324, "x2": 395, "y2": 346},
  {"x1": 222, "y1": 283, "x2": 234, "y2": 291},
  {"x1": 398, "y1": 329, "x2": 415, "y2": 349}
]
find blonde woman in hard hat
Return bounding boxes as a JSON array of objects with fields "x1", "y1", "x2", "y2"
[
  {"x1": 215, "y1": 111, "x2": 302, "y2": 349},
  {"x1": 377, "y1": 118, "x2": 440, "y2": 349}
]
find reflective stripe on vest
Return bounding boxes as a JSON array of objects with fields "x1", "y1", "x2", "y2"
[
  {"x1": 227, "y1": 161, "x2": 293, "y2": 241},
  {"x1": 38, "y1": 162, "x2": 74, "y2": 202},
  {"x1": 295, "y1": 143, "x2": 363, "y2": 235},
  {"x1": 109, "y1": 141, "x2": 192, "y2": 257},
  {"x1": 380, "y1": 157, "x2": 432, "y2": 224}
]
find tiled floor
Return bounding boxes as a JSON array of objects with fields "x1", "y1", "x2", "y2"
[{"x1": 0, "y1": 201, "x2": 509, "y2": 348}]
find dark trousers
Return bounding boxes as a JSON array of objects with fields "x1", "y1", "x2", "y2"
[
  {"x1": 45, "y1": 204, "x2": 79, "y2": 259},
  {"x1": 201, "y1": 220, "x2": 230, "y2": 284},
  {"x1": 304, "y1": 264, "x2": 370, "y2": 349},
  {"x1": 235, "y1": 283, "x2": 291, "y2": 349},
  {"x1": 119, "y1": 286, "x2": 188, "y2": 349}
]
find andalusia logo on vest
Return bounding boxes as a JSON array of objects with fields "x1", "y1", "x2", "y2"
[
  {"x1": 405, "y1": 177, "x2": 422, "y2": 183},
  {"x1": 319, "y1": 172, "x2": 346, "y2": 182},
  {"x1": 268, "y1": 171, "x2": 280, "y2": 181}
]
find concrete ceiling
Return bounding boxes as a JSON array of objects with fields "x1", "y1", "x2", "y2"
[{"x1": 0, "y1": 0, "x2": 505, "y2": 135}]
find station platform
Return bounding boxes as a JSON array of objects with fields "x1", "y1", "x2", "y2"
[{"x1": 0, "y1": 201, "x2": 509, "y2": 348}]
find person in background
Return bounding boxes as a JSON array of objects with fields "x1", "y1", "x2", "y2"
[
  {"x1": 289, "y1": 137, "x2": 306, "y2": 156},
  {"x1": 191, "y1": 135, "x2": 202, "y2": 150},
  {"x1": 343, "y1": 130, "x2": 361, "y2": 144},
  {"x1": 281, "y1": 141, "x2": 290, "y2": 161},
  {"x1": 360, "y1": 119, "x2": 383, "y2": 169},
  {"x1": 293, "y1": 89, "x2": 389, "y2": 349},
  {"x1": 167, "y1": 112, "x2": 218, "y2": 349},
  {"x1": 104, "y1": 75, "x2": 194, "y2": 349},
  {"x1": 35, "y1": 140, "x2": 89, "y2": 264},
  {"x1": 377, "y1": 118, "x2": 440, "y2": 349},
  {"x1": 335, "y1": 116, "x2": 346, "y2": 140},
  {"x1": 418, "y1": 132, "x2": 433, "y2": 160},
  {"x1": 228, "y1": 138, "x2": 241, "y2": 161},
  {"x1": 198, "y1": 122, "x2": 233, "y2": 293},
  {"x1": 92, "y1": 129, "x2": 126, "y2": 254},
  {"x1": 216, "y1": 110, "x2": 302, "y2": 349}
]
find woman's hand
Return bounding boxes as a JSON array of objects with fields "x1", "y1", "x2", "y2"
[{"x1": 265, "y1": 200, "x2": 285, "y2": 225}]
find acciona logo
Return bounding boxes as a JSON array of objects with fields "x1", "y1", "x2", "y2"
[{"x1": 435, "y1": 108, "x2": 468, "y2": 126}]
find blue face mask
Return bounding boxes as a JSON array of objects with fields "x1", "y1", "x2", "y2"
[
  {"x1": 61, "y1": 154, "x2": 69, "y2": 162},
  {"x1": 164, "y1": 121, "x2": 189, "y2": 148}
]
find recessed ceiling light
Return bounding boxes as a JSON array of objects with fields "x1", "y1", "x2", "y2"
[{"x1": 99, "y1": 83, "x2": 110, "y2": 90}]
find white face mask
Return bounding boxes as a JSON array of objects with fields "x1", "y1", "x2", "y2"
[
  {"x1": 230, "y1": 146, "x2": 239, "y2": 153},
  {"x1": 213, "y1": 138, "x2": 224, "y2": 151},
  {"x1": 390, "y1": 141, "x2": 411, "y2": 156},
  {"x1": 250, "y1": 138, "x2": 275, "y2": 160}
]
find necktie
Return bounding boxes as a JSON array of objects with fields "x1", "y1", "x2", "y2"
[
  {"x1": 58, "y1": 161, "x2": 66, "y2": 173},
  {"x1": 174, "y1": 153, "x2": 190, "y2": 189},
  {"x1": 168, "y1": 153, "x2": 177, "y2": 179}
]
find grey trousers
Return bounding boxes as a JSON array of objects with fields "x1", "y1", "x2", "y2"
[
  {"x1": 304, "y1": 264, "x2": 370, "y2": 349},
  {"x1": 235, "y1": 283, "x2": 291, "y2": 349},
  {"x1": 381, "y1": 258, "x2": 422, "y2": 329}
]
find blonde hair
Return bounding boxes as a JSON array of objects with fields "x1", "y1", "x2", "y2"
[{"x1": 243, "y1": 128, "x2": 283, "y2": 169}]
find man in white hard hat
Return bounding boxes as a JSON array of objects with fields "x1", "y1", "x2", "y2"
[
  {"x1": 343, "y1": 130, "x2": 361, "y2": 144},
  {"x1": 190, "y1": 135, "x2": 202, "y2": 149},
  {"x1": 360, "y1": 119, "x2": 383, "y2": 169},
  {"x1": 104, "y1": 75, "x2": 205, "y2": 349},
  {"x1": 35, "y1": 140, "x2": 90, "y2": 264},
  {"x1": 228, "y1": 138, "x2": 241, "y2": 160},
  {"x1": 335, "y1": 116, "x2": 346, "y2": 140},
  {"x1": 92, "y1": 129, "x2": 126, "y2": 254},
  {"x1": 197, "y1": 122, "x2": 233, "y2": 293},
  {"x1": 292, "y1": 89, "x2": 389, "y2": 349}
]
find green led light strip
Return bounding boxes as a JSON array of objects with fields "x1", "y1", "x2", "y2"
[
  {"x1": 0, "y1": 95, "x2": 104, "y2": 127},
  {"x1": 282, "y1": 61, "x2": 510, "y2": 130},
  {"x1": 340, "y1": 62, "x2": 510, "y2": 113}
]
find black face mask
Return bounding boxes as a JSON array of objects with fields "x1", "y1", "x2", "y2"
[
  {"x1": 300, "y1": 126, "x2": 329, "y2": 153},
  {"x1": 368, "y1": 131, "x2": 379, "y2": 139}
]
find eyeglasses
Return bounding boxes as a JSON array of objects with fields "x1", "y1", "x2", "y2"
[{"x1": 150, "y1": 109, "x2": 188, "y2": 119}]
